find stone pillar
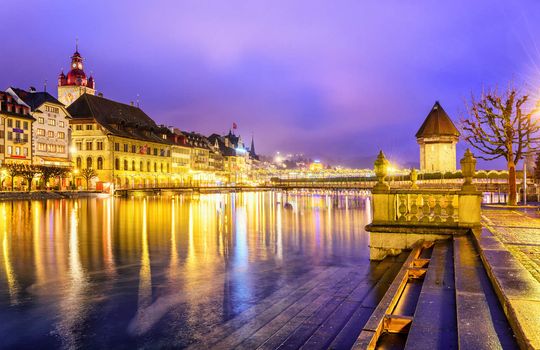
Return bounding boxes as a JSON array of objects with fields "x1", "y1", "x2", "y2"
[{"x1": 458, "y1": 149, "x2": 482, "y2": 229}]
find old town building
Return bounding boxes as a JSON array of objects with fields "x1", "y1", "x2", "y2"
[
  {"x1": 416, "y1": 101, "x2": 460, "y2": 173},
  {"x1": 57, "y1": 46, "x2": 96, "y2": 106},
  {"x1": 7, "y1": 87, "x2": 71, "y2": 168},
  {"x1": 0, "y1": 91, "x2": 34, "y2": 166},
  {"x1": 67, "y1": 93, "x2": 173, "y2": 190}
]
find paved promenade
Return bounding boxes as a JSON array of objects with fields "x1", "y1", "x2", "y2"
[{"x1": 482, "y1": 208, "x2": 540, "y2": 283}]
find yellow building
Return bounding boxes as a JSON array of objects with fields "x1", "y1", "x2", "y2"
[
  {"x1": 0, "y1": 91, "x2": 34, "y2": 166},
  {"x1": 67, "y1": 93, "x2": 173, "y2": 190},
  {"x1": 416, "y1": 101, "x2": 460, "y2": 173}
]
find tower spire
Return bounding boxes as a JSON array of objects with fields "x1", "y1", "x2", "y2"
[{"x1": 75, "y1": 37, "x2": 79, "y2": 52}]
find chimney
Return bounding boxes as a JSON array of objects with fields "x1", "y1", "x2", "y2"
[
  {"x1": 29, "y1": 86, "x2": 36, "y2": 92},
  {"x1": 130, "y1": 101, "x2": 134, "y2": 106},
  {"x1": 98, "y1": 92, "x2": 103, "y2": 97}
]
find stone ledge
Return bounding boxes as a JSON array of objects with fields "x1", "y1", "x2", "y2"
[
  {"x1": 473, "y1": 228, "x2": 540, "y2": 350},
  {"x1": 366, "y1": 223, "x2": 469, "y2": 235}
]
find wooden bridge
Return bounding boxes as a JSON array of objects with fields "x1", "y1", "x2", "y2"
[{"x1": 113, "y1": 180, "x2": 511, "y2": 197}]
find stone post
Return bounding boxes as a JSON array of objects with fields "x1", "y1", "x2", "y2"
[
  {"x1": 371, "y1": 151, "x2": 395, "y2": 224},
  {"x1": 459, "y1": 149, "x2": 482, "y2": 229},
  {"x1": 410, "y1": 168, "x2": 418, "y2": 189}
]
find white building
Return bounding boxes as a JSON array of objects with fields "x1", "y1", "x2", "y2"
[{"x1": 7, "y1": 87, "x2": 71, "y2": 167}]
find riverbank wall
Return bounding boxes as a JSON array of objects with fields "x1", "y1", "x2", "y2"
[{"x1": 0, "y1": 191, "x2": 108, "y2": 201}]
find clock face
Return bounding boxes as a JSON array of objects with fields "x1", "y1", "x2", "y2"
[{"x1": 72, "y1": 63, "x2": 76, "y2": 68}]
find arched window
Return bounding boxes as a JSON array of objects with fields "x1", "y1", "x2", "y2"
[
  {"x1": 76, "y1": 157, "x2": 82, "y2": 169},
  {"x1": 132, "y1": 160, "x2": 136, "y2": 171},
  {"x1": 86, "y1": 157, "x2": 92, "y2": 169},
  {"x1": 147, "y1": 161, "x2": 150, "y2": 172},
  {"x1": 97, "y1": 157, "x2": 103, "y2": 170},
  {"x1": 124, "y1": 159, "x2": 128, "y2": 170},
  {"x1": 161, "y1": 163, "x2": 163, "y2": 172},
  {"x1": 167, "y1": 164, "x2": 169, "y2": 173},
  {"x1": 154, "y1": 162, "x2": 157, "y2": 172},
  {"x1": 140, "y1": 161, "x2": 143, "y2": 172},
  {"x1": 115, "y1": 158, "x2": 120, "y2": 170}
]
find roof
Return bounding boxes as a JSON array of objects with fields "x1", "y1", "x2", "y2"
[
  {"x1": 208, "y1": 134, "x2": 236, "y2": 156},
  {"x1": 415, "y1": 101, "x2": 460, "y2": 138},
  {"x1": 9, "y1": 87, "x2": 64, "y2": 111},
  {"x1": 67, "y1": 93, "x2": 172, "y2": 145}
]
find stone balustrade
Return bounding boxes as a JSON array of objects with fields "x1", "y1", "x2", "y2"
[{"x1": 367, "y1": 149, "x2": 482, "y2": 260}]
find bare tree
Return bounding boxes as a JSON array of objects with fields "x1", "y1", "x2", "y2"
[
  {"x1": 4, "y1": 164, "x2": 21, "y2": 190},
  {"x1": 461, "y1": 86, "x2": 540, "y2": 205},
  {"x1": 37, "y1": 166, "x2": 71, "y2": 190},
  {"x1": 80, "y1": 168, "x2": 98, "y2": 190},
  {"x1": 17, "y1": 165, "x2": 39, "y2": 192},
  {"x1": 535, "y1": 152, "x2": 540, "y2": 183}
]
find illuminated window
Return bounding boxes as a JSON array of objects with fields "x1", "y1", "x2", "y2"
[
  {"x1": 37, "y1": 128, "x2": 45, "y2": 136},
  {"x1": 58, "y1": 132, "x2": 65, "y2": 139},
  {"x1": 48, "y1": 119, "x2": 56, "y2": 126},
  {"x1": 47, "y1": 131, "x2": 54, "y2": 138}
]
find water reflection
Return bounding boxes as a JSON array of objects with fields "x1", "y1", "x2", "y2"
[{"x1": 0, "y1": 191, "x2": 372, "y2": 348}]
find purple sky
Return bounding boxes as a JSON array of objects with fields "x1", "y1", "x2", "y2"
[{"x1": 2, "y1": 1, "x2": 540, "y2": 168}]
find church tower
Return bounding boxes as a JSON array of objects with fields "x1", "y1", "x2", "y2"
[
  {"x1": 416, "y1": 101, "x2": 460, "y2": 172},
  {"x1": 57, "y1": 44, "x2": 95, "y2": 106}
]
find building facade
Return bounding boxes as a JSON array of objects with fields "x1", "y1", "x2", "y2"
[
  {"x1": 57, "y1": 47, "x2": 95, "y2": 106},
  {"x1": 67, "y1": 93, "x2": 173, "y2": 190},
  {"x1": 416, "y1": 101, "x2": 460, "y2": 172},
  {"x1": 7, "y1": 88, "x2": 71, "y2": 167},
  {"x1": 0, "y1": 91, "x2": 34, "y2": 166}
]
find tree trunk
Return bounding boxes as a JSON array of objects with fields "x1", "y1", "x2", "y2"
[{"x1": 508, "y1": 160, "x2": 517, "y2": 206}]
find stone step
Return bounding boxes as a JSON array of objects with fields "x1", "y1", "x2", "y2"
[
  {"x1": 453, "y1": 235, "x2": 517, "y2": 350},
  {"x1": 404, "y1": 240, "x2": 457, "y2": 350}
]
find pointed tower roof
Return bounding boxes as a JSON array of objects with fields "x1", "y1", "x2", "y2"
[
  {"x1": 415, "y1": 101, "x2": 460, "y2": 138},
  {"x1": 249, "y1": 135, "x2": 256, "y2": 155}
]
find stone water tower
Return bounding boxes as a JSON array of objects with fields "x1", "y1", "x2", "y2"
[{"x1": 416, "y1": 101, "x2": 460, "y2": 172}]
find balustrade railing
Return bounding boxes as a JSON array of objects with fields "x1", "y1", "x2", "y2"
[{"x1": 393, "y1": 189, "x2": 460, "y2": 226}]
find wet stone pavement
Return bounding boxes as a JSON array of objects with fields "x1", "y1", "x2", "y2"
[{"x1": 482, "y1": 208, "x2": 540, "y2": 283}]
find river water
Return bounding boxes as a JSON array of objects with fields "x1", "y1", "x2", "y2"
[{"x1": 0, "y1": 191, "x2": 374, "y2": 349}]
